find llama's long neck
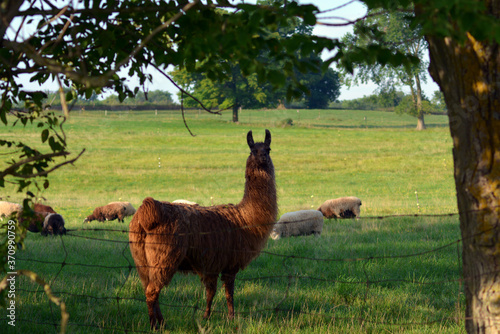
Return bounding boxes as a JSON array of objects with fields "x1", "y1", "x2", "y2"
[{"x1": 238, "y1": 158, "x2": 278, "y2": 237}]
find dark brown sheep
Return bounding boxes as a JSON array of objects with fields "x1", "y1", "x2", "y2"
[
  {"x1": 41, "y1": 213, "x2": 66, "y2": 236},
  {"x1": 23, "y1": 203, "x2": 57, "y2": 233},
  {"x1": 24, "y1": 212, "x2": 49, "y2": 233},
  {"x1": 34, "y1": 203, "x2": 56, "y2": 214},
  {"x1": 84, "y1": 203, "x2": 127, "y2": 223},
  {"x1": 129, "y1": 130, "x2": 278, "y2": 330}
]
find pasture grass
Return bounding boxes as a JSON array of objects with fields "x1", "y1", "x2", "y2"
[{"x1": 1, "y1": 109, "x2": 463, "y2": 333}]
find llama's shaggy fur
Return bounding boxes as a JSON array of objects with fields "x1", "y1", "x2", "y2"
[
  {"x1": 172, "y1": 199, "x2": 198, "y2": 206},
  {"x1": 0, "y1": 201, "x2": 22, "y2": 219},
  {"x1": 129, "y1": 130, "x2": 277, "y2": 329},
  {"x1": 317, "y1": 196, "x2": 362, "y2": 219},
  {"x1": 41, "y1": 213, "x2": 66, "y2": 236},
  {"x1": 84, "y1": 203, "x2": 127, "y2": 223},
  {"x1": 270, "y1": 210, "x2": 324, "y2": 240},
  {"x1": 108, "y1": 201, "x2": 136, "y2": 217}
]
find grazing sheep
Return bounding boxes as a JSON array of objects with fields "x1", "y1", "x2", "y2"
[
  {"x1": 34, "y1": 203, "x2": 57, "y2": 214},
  {"x1": 318, "y1": 196, "x2": 362, "y2": 219},
  {"x1": 19, "y1": 211, "x2": 49, "y2": 232},
  {"x1": 28, "y1": 203, "x2": 58, "y2": 232},
  {"x1": 108, "y1": 201, "x2": 136, "y2": 217},
  {"x1": 1, "y1": 201, "x2": 57, "y2": 232},
  {"x1": 84, "y1": 203, "x2": 127, "y2": 223},
  {"x1": 129, "y1": 129, "x2": 278, "y2": 330},
  {"x1": 41, "y1": 213, "x2": 66, "y2": 236},
  {"x1": 270, "y1": 210, "x2": 324, "y2": 240},
  {"x1": 0, "y1": 201, "x2": 22, "y2": 219},
  {"x1": 172, "y1": 199, "x2": 198, "y2": 206}
]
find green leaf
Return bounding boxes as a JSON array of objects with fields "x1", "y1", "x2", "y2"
[
  {"x1": 0, "y1": 110, "x2": 6, "y2": 125},
  {"x1": 41, "y1": 129, "x2": 49, "y2": 143}
]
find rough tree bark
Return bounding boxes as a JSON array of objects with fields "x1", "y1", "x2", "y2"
[{"x1": 423, "y1": 14, "x2": 500, "y2": 334}]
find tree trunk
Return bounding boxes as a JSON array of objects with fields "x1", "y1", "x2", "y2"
[
  {"x1": 408, "y1": 82, "x2": 426, "y2": 130},
  {"x1": 232, "y1": 104, "x2": 239, "y2": 123},
  {"x1": 415, "y1": 74, "x2": 426, "y2": 130},
  {"x1": 416, "y1": 115, "x2": 426, "y2": 131},
  {"x1": 277, "y1": 99, "x2": 286, "y2": 109},
  {"x1": 424, "y1": 22, "x2": 500, "y2": 334}
]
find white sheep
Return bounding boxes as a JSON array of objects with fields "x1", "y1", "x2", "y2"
[
  {"x1": 108, "y1": 201, "x2": 136, "y2": 217},
  {"x1": 0, "y1": 201, "x2": 22, "y2": 219},
  {"x1": 172, "y1": 199, "x2": 198, "y2": 206},
  {"x1": 317, "y1": 196, "x2": 362, "y2": 219},
  {"x1": 270, "y1": 210, "x2": 324, "y2": 240}
]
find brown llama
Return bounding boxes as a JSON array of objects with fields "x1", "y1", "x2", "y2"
[{"x1": 129, "y1": 129, "x2": 277, "y2": 330}]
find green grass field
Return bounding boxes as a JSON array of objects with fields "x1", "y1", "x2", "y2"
[{"x1": 1, "y1": 109, "x2": 464, "y2": 333}]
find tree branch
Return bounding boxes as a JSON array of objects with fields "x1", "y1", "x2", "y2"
[
  {"x1": 318, "y1": 1, "x2": 359, "y2": 15},
  {"x1": 150, "y1": 63, "x2": 221, "y2": 115},
  {"x1": 15, "y1": 4, "x2": 182, "y2": 18},
  {"x1": 4, "y1": 1, "x2": 199, "y2": 90},
  {"x1": 317, "y1": 8, "x2": 412, "y2": 27},
  {"x1": 180, "y1": 91, "x2": 196, "y2": 137},
  {"x1": 1, "y1": 149, "x2": 85, "y2": 179},
  {"x1": 112, "y1": 1, "x2": 200, "y2": 78}
]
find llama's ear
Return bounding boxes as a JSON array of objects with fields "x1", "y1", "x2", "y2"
[
  {"x1": 247, "y1": 131, "x2": 254, "y2": 148},
  {"x1": 264, "y1": 129, "x2": 271, "y2": 146}
]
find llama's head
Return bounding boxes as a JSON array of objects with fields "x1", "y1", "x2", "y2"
[{"x1": 247, "y1": 129, "x2": 272, "y2": 168}]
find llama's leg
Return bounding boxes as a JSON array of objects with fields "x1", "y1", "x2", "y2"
[
  {"x1": 201, "y1": 275, "x2": 218, "y2": 319},
  {"x1": 146, "y1": 270, "x2": 176, "y2": 330},
  {"x1": 221, "y1": 271, "x2": 237, "y2": 319},
  {"x1": 135, "y1": 264, "x2": 150, "y2": 295},
  {"x1": 146, "y1": 283, "x2": 163, "y2": 330},
  {"x1": 129, "y1": 227, "x2": 152, "y2": 321}
]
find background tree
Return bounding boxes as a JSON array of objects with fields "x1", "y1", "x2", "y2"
[
  {"x1": 134, "y1": 90, "x2": 175, "y2": 104},
  {"x1": 394, "y1": 93, "x2": 433, "y2": 116},
  {"x1": 171, "y1": 64, "x2": 269, "y2": 121},
  {"x1": 298, "y1": 65, "x2": 340, "y2": 109},
  {"x1": 340, "y1": 6, "x2": 429, "y2": 129},
  {"x1": 172, "y1": 55, "x2": 341, "y2": 112},
  {"x1": 430, "y1": 90, "x2": 447, "y2": 114},
  {"x1": 171, "y1": 0, "x2": 340, "y2": 116},
  {"x1": 340, "y1": 90, "x2": 405, "y2": 110}
]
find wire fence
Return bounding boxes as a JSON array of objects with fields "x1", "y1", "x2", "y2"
[{"x1": 3, "y1": 211, "x2": 492, "y2": 333}]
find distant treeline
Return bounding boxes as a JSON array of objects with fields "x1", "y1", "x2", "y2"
[
  {"x1": 50, "y1": 104, "x2": 185, "y2": 111},
  {"x1": 36, "y1": 89, "x2": 447, "y2": 114},
  {"x1": 334, "y1": 90, "x2": 447, "y2": 115}
]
